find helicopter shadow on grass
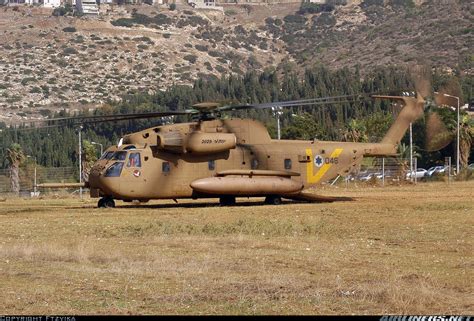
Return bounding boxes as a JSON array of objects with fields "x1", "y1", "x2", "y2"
[
  {"x1": 114, "y1": 199, "x2": 306, "y2": 210},
  {"x1": 67, "y1": 199, "x2": 320, "y2": 210},
  {"x1": 105, "y1": 196, "x2": 352, "y2": 210},
  {"x1": 66, "y1": 197, "x2": 352, "y2": 210}
]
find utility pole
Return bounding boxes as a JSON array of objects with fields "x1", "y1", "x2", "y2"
[
  {"x1": 26, "y1": 155, "x2": 37, "y2": 197},
  {"x1": 33, "y1": 157, "x2": 37, "y2": 196},
  {"x1": 78, "y1": 125, "x2": 83, "y2": 199},
  {"x1": 273, "y1": 107, "x2": 283, "y2": 140},
  {"x1": 277, "y1": 112, "x2": 281, "y2": 140},
  {"x1": 409, "y1": 122, "x2": 413, "y2": 182}
]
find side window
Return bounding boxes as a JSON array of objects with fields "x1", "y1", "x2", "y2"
[
  {"x1": 162, "y1": 162, "x2": 170, "y2": 173},
  {"x1": 284, "y1": 158, "x2": 292, "y2": 170},
  {"x1": 127, "y1": 153, "x2": 141, "y2": 167},
  {"x1": 208, "y1": 160, "x2": 215, "y2": 171},
  {"x1": 104, "y1": 162, "x2": 123, "y2": 177}
]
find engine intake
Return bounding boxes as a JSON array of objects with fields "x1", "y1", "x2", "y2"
[{"x1": 156, "y1": 132, "x2": 184, "y2": 153}]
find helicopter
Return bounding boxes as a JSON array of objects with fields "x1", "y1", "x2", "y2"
[
  {"x1": 32, "y1": 86, "x2": 446, "y2": 209},
  {"x1": 30, "y1": 65, "x2": 457, "y2": 209}
]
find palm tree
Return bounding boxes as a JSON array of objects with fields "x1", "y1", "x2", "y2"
[
  {"x1": 459, "y1": 114, "x2": 474, "y2": 169},
  {"x1": 6, "y1": 143, "x2": 25, "y2": 195},
  {"x1": 435, "y1": 108, "x2": 474, "y2": 169},
  {"x1": 81, "y1": 140, "x2": 98, "y2": 183},
  {"x1": 342, "y1": 119, "x2": 368, "y2": 143}
]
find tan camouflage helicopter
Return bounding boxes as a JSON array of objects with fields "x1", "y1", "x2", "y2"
[{"x1": 36, "y1": 73, "x2": 452, "y2": 208}]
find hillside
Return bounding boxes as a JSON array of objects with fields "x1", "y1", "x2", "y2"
[{"x1": 0, "y1": 0, "x2": 472, "y2": 124}]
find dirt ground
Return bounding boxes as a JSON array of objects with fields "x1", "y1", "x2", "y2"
[{"x1": 0, "y1": 181, "x2": 472, "y2": 315}]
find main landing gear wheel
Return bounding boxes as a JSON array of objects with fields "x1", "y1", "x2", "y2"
[
  {"x1": 264, "y1": 195, "x2": 282, "y2": 205},
  {"x1": 219, "y1": 196, "x2": 236, "y2": 206},
  {"x1": 98, "y1": 197, "x2": 115, "y2": 208}
]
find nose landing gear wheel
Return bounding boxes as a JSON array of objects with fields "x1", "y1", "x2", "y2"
[
  {"x1": 98, "y1": 197, "x2": 115, "y2": 208},
  {"x1": 265, "y1": 195, "x2": 282, "y2": 205}
]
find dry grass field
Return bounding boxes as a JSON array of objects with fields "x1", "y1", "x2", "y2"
[{"x1": 0, "y1": 181, "x2": 472, "y2": 315}]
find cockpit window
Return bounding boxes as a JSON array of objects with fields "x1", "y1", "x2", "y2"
[
  {"x1": 123, "y1": 145, "x2": 136, "y2": 150},
  {"x1": 111, "y1": 151, "x2": 127, "y2": 161},
  {"x1": 100, "y1": 151, "x2": 115, "y2": 160},
  {"x1": 104, "y1": 162, "x2": 124, "y2": 177},
  {"x1": 127, "y1": 153, "x2": 141, "y2": 168}
]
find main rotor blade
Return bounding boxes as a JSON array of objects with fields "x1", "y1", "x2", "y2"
[
  {"x1": 219, "y1": 94, "x2": 365, "y2": 112},
  {"x1": 18, "y1": 110, "x2": 196, "y2": 127}
]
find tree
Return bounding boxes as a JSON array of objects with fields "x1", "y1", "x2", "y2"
[
  {"x1": 365, "y1": 112, "x2": 393, "y2": 142},
  {"x1": 281, "y1": 113, "x2": 326, "y2": 140},
  {"x1": 459, "y1": 113, "x2": 474, "y2": 169},
  {"x1": 436, "y1": 108, "x2": 474, "y2": 169},
  {"x1": 6, "y1": 144, "x2": 25, "y2": 195},
  {"x1": 396, "y1": 142, "x2": 420, "y2": 179},
  {"x1": 341, "y1": 119, "x2": 368, "y2": 143},
  {"x1": 82, "y1": 140, "x2": 98, "y2": 183}
]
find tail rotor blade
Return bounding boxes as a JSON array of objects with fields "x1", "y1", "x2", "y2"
[
  {"x1": 425, "y1": 112, "x2": 454, "y2": 151},
  {"x1": 411, "y1": 65, "x2": 432, "y2": 99}
]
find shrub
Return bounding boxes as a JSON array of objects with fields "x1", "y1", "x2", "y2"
[
  {"x1": 21, "y1": 77, "x2": 36, "y2": 85},
  {"x1": 360, "y1": 0, "x2": 384, "y2": 7},
  {"x1": 388, "y1": 0, "x2": 415, "y2": 7},
  {"x1": 195, "y1": 44, "x2": 208, "y2": 52},
  {"x1": 111, "y1": 18, "x2": 134, "y2": 27},
  {"x1": 73, "y1": 36, "x2": 84, "y2": 43},
  {"x1": 52, "y1": 4, "x2": 73, "y2": 16},
  {"x1": 258, "y1": 41, "x2": 268, "y2": 50},
  {"x1": 62, "y1": 47, "x2": 78, "y2": 55},
  {"x1": 204, "y1": 61, "x2": 213, "y2": 71},
  {"x1": 62, "y1": 27, "x2": 77, "y2": 33},
  {"x1": 215, "y1": 65, "x2": 226, "y2": 73},
  {"x1": 313, "y1": 12, "x2": 336, "y2": 27},
  {"x1": 133, "y1": 36, "x2": 154, "y2": 45},
  {"x1": 169, "y1": 3, "x2": 176, "y2": 10},
  {"x1": 283, "y1": 15, "x2": 306, "y2": 24},
  {"x1": 225, "y1": 9, "x2": 237, "y2": 16},
  {"x1": 208, "y1": 50, "x2": 221, "y2": 57},
  {"x1": 183, "y1": 54, "x2": 197, "y2": 64}
]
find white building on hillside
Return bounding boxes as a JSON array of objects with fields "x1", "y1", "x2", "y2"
[
  {"x1": 76, "y1": 0, "x2": 99, "y2": 15},
  {"x1": 43, "y1": 0, "x2": 61, "y2": 7}
]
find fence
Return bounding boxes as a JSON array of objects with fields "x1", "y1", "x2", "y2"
[
  {"x1": 0, "y1": 158, "x2": 455, "y2": 196},
  {"x1": 331, "y1": 157, "x2": 455, "y2": 187},
  {"x1": 0, "y1": 167, "x2": 77, "y2": 196}
]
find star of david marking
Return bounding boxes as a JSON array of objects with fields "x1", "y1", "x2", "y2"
[{"x1": 314, "y1": 155, "x2": 323, "y2": 168}]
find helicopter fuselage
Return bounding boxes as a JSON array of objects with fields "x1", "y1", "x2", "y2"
[{"x1": 88, "y1": 118, "x2": 397, "y2": 203}]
